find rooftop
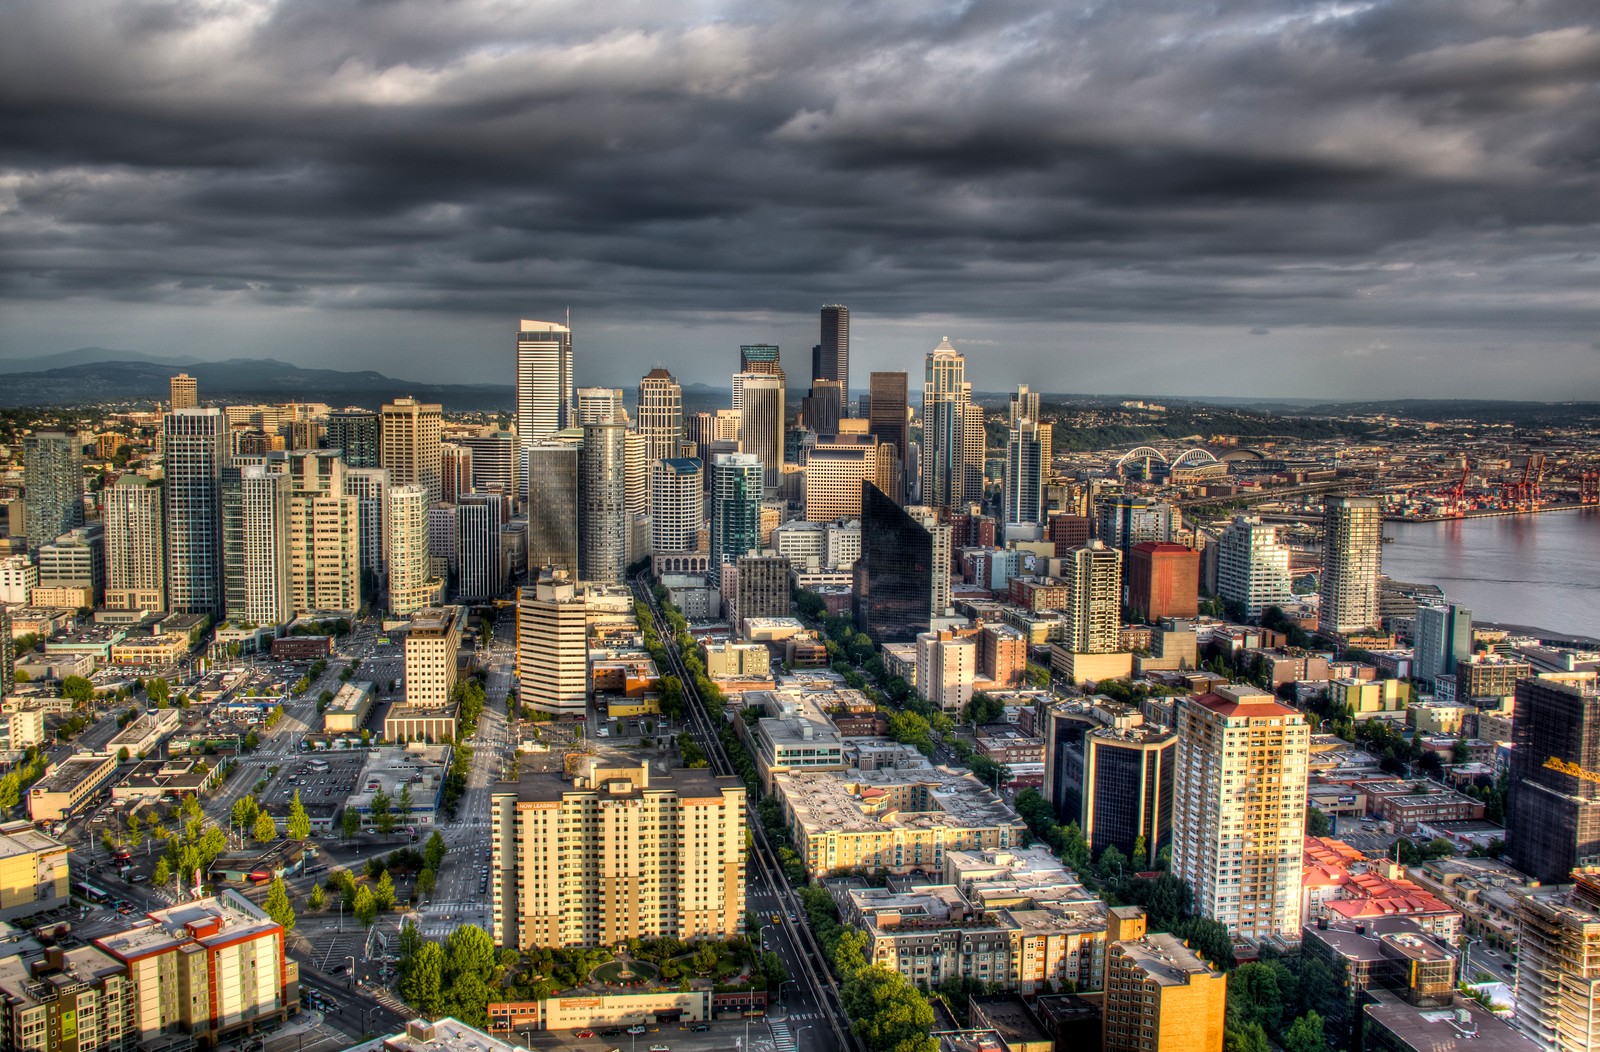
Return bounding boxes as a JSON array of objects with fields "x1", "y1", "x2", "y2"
[
  {"x1": 96, "y1": 891, "x2": 279, "y2": 962},
  {"x1": 1363, "y1": 995, "x2": 1539, "y2": 1051},
  {"x1": 0, "y1": 820, "x2": 68, "y2": 861},
  {"x1": 775, "y1": 766, "x2": 1025, "y2": 836},
  {"x1": 1115, "y1": 932, "x2": 1221, "y2": 984}
]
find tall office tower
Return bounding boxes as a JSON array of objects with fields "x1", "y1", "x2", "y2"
[
  {"x1": 735, "y1": 373, "x2": 784, "y2": 487},
  {"x1": 1008, "y1": 384, "x2": 1039, "y2": 427},
  {"x1": 516, "y1": 319, "x2": 574, "y2": 443},
  {"x1": 578, "y1": 422, "x2": 628, "y2": 585},
  {"x1": 379, "y1": 397, "x2": 443, "y2": 503},
  {"x1": 36, "y1": 525, "x2": 105, "y2": 606},
  {"x1": 922, "y1": 337, "x2": 974, "y2": 509},
  {"x1": 1101, "y1": 909, "x2": 1227, "y2": 1052},
  {"x1": 804, "y1": 436, "x2": 878, "y2": 522},
  {"x1": 650, "y1": 458, "x2": 703, "y2": 554},
  {"x1": 325, "y1": 407, "x2": 380, "y2": 468},
  {"x1": 229, "y1": 464, "x2": 293, "y2": 625},
  {"x1": 286, "y1": 450, "x2": 361, "y2": 612},
  {"x1": 624, "y1": 431, "x2": 650, "y2": 518},
  {"x1": 637, "y1": 368, "x2": 684, "y2": 463},
  {"x1": 457, "y1": 427, "x2": 518, "y2": 504},
  {"x1": 491, "y1": 757, "x2": 746, "y2": 949},
  {"x1": 1061, "y1": 541, "x2": 1122, "y2": 654},
  {"x1": 709, "y1": 453, "x2": 764, "y2": 586},
  {"x1": 1319, "y1": 496, "x2": 1383, "y2": 636},
  {"x1": 169, "y1": 373, "x2": 198, "y2": 410},
  {"x1": 516, "y1": 569, "x2": 590, "y2": 715},
  {"x1": 854, "y1": 483, "x2": 943, "y2": 643},
  {"x1": 732, "y1": 344, "x2": 784, "y2": 414},
  {"x1": 1172, "y1": 685, "x2": 1309, "y2": 943},
  {"x1": 1507, "y1": 676, "x2": 1600, "y2": 884},
  {"x1": 800, "y1": 379, "x2": 844, "y2": 436},
  {"x1": 686, "y1": 410, "x2": 735, "y2": 457},
  {"x1": 526, "y1": 442, "x2": 579, "y2": 574},
  {"x1": 345, "y1": 467, "x2": 389, "y2": 589},
  {"x1": 455, "y1": 493, "x2": 506, "y2": 602},
  {"x1": 1414, "y1": 603, "x2": 1473, "y2": 688},
  {"x1": 163, "y1": 408, "x2": 228, "y2": 615},
  {"x1": 22, "y1": 431, "x2": 84, "y2": 554},
  {"x1": 1003, "y1": 419, "x2": 1044, "y2": 526},
  {"x1": 961, "y1": 385, "x2": 987, "y2": 503},
  {"x1": 576, "y1": 386, "x2": 626, "y2": 425},
  {"x1": 1216, "y1": 515, "x2": 1293, "y2": 617},
  {"x1": 1044, "y1": 705, "x2": 1176, "y2": 868},
  {"x1": 816, "y1": 304, "x2": 850, "y2": 395},
  {"x1": 1514, "y1": 872, "x2": 1600, "y2": 1051},
  {"x1": 1096, "y1": 495, "x2": 1174, "y2": 557},
  {"x1": 403, "y1": 605, "x2": 462, "y2": 710},
  {"x1": 441, "y1": 443, "x2": 473, "y2": 504},
  {"x1": 428, "y1": 504, "x2": 458, "y2": 573},
  {"x1": 104, "y1": 474, "x2": 166, "y2": 611},
  {"x1": 867, "y1": 371, "x2": 910, "y2": 503},
  {"x1": 386, "y1": 484, "x2": 436, "y2": 617},
  {"x1": 1126, "y1": 542, "x2": 1200, "y2": 623},
  {"x1": 1049, "y1": 513, "x2": 1093, "y2": 553}
]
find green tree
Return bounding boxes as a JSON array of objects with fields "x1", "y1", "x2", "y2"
[
  {"x1": 308, "y1": 883, "x2": 326, "y2": 911},
  {"x1": 153, "y1": 857, "x2": 171, "y2": 886},
  {"x1": 446, "y1": 925, "x2": 496, "y2": 981},
  {"x1": 1306, "y1": 806, "x2": 1332, "y2": 838},
  {"x1": 146, "y1": 677, "x2": 170, "y2": 707},
  {"x1": 401, "y1": 941, "x2": 445, "y2": 1015},
  {"x1": 1227, "y1": 962, "x2": 1285, "y2": 1032},
  {"x1": 416, "y1": 868, "x2": 436, "y2": 896},
  {"x1": 232, "y1": 795, "x2": 259, "y2": 830},
  {"x1": 0, "y1": 772, "x2": 19, "y2": 813},
  {"x1": 375, "y1": 870, "x2": 396, "y2": 911},
  {"x1": 61, "y1": 676, "x2": 95, "y2": 703},
  {"x1": 1173, "y1": 917, "x2": 1237, "y2": 970},
  {"x1": 353, "y1": 884, "x2": 377, "y2": 926},
  {"x1": 287, "y1": 790, "x2": 311, "y2": 840},
  {"x1": 1282, "y1": 1011, "x2": 1326, "y2": 1052},
  {"x1": 263, "y1": 877, "x2": 295, "y2": 932},
  {"x1": 841, "y1": 966, "x2": 938, "y2": 1052},
  {"x1": 342, "y1": 807, "x2": 360, "y2": 839},
  {"x1": 833, "y1": 928, "x2": 869, "y2": 979},
  {"x1": 253, "y1": 810, "x2": 277, "y2": 843},
  {"x1": 1224, "y1": 1022, "x2": 1272, "y2": 1052},
  {"x1": 423, "y1": 830, "x2": 447, "y2": 870}
]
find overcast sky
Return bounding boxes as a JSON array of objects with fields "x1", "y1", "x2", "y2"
[{"x1": 3, "y1": 0, "x2": 1599, "y2": 399}]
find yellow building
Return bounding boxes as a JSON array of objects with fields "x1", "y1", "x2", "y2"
[
  {"x1": 605, "y1": 697, "x2": 660, "y2": 719},
  {"x1": 28, "y1": 754, "x2": 118, "y2": 822},
  {"x1": 1332, "y1": 676, "x2": 1410, "y2": 717},
  {"x1": 1408, "y1": 702, "x2": 1470, "y2": 736},
  {"x1": 109, "y1": 633, "x2": 190, "y2": 666},
  {"x1": 404, "y1": 605, "x2": 462, "y2": 709},
  {"x1": 0, "y1": 820, "x2": 70, "y2": 920},
  {"x1": 490, "y1": 760, "x2": 745, "y2": 949},
  {"x1": 1101, "y1": 907, "x2": 1226, "y2": 1052}
]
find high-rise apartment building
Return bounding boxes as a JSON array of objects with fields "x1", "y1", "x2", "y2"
[
  {"x1": 344, "y1": 467, "x2": 389, "y2": 577},
  {"x1": 441, "y1": 443, "x2": 473, "y2": 504},
  {"x1": 854, "y1": 483, "x2": 948, "y2": 644},
  {"x1": 379, "y1": 397, "x2": 443, "y2": 504},
  {"x1": 1507, "y1": 675, "x2": 1600, "y2": 884},
  {"x1": 817, "y1": 305, "x2": 849, "y2": 395},
  {"x1": 1172, "y1": 686, "x2": 1309, "y2": 943},
  {"x1": 1101, "y1": 908, "x2": 1226, "y2": 1052},
  {"x1": 37, "y1": 524, "x2": 105, "y2": 607},
  {"x1": 1096, "y1": 495, "x2": 1174, "y2": 558},
  {"x1": 23, "y1": 431, "x2": 84, "y2": 554},
  {"x1": 286, "y1": 450, "x2": 361, "y2": 613},
  {"x1": 224, "y1": 464, "x2": 293, "y2": 626},
  {"x1": 1126, "y1": 542, "x2": 1200, "y2": 623},
  {"x1": 386, "y1": 484, "x2": 437, "y2": 617},
  {"x1": 1515, "y1": 870, "x2": 1600, "y2": 1052},
  {"x1": 516, "y1": 570, "x2": 589, "y2": 714},
  {"x1": 1216, "y1": 515, "x2": 1294, "y2": 617},
  {"x1": 637, "y1": 368, "x2": 684, "y2": 463},
  {"x1": 516, "y1": 320, "x2": 574, "y2": 443},
  {"x1": 1045, "y1": 704, "x2": 1176, "y2": 869},
  {"x1": 576, "y1": 386, "x2": 625, "y2": 425},
  {"x1": 459, "y1": 428, "x2": 519, "y2": 506},
  {"x1": 326, "y1": 407, "x2": 380, "y2": 468},
  {"x1": 804, "y1": 436, "x2": 879, "y2": 523},
  {"x1": 1061, "y1": 541, "x2": 1122, "y2": 654},
  {"x1": 730, "y1": 553, "x2": 791, "y2": 625},
  {"x1": 0, "y1": 943, "x2": 133, "y2": 1052},
  {"x1": 404, "y1": 605, "x2": 461, "y2": 708},
  {"x1": 867, "y1": 371, "x2": 909, "y2": 503},
  {"x1": 164, "y1": 409, "x2": 228, "y2": 616},
  {"x1": 169, "y1": 373, "x2": 198, "y2": 410},
  {"x1": 650, "y1": 458, "x2": 704, "y2": 555},
  {"x1": 428, "y1": 503, "x2": 458, "y2": 574},
  {"x1": 922, "y1": 338, "x2": 982, "y2": 508},
  {"x1": 624, "y1": 430, "x2": 650, "y2": 519},
  {"x1": 103, "y1": 473, "x2": 165, "y2": 610},
  {"x1": 1319, "y1": 496, "x2": 1383, "y2": 636},
  {"x1": 710, "y1": 453, "x2": 764, "y2": 586},
  {"x1": 735, "y1": 373, "x2": 784, "y2": 487},
  {"x1": 526, "y1": 441, "x2": 579, "y2": 574},
  {"x1": 1004, "y1": 419, "x2": 1044, "y2": 526},
  {"x1": 916, "y1": 630, "x2": 976, "y2": 712},
  {"x1": 1414, "y1": 603, "x2": 1473, "y2": 688},
  {"x1": 456, "y1": 493, "x2": 505, "y2": 602},
  {"x1": 490, "y1": 759, "x2": 745, "y2": 949},
  {"x1": 578, "y1": 422, "x2": 628, "y2": 585}
]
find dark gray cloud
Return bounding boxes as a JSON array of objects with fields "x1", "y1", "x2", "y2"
[{"x1": 2, "y1": 0, "x2": 1599, "y2": 397}]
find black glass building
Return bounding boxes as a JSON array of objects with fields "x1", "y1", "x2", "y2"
[
  {"x1": 853, "y1": 482, "x2": 933, "y2": 644},
  {"x1": 1508, "y1": 676, "x2": 1600, "y2": 883}
]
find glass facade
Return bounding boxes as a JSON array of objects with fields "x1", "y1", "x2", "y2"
[{"x1": 853, "y1": 482, "x2": 934, "y2": 643}]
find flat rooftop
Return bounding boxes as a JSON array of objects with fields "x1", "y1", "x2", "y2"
[
  {"x1": 1117, "y1": 932, "x2": 1219, "y2": 984},
  {"x1": 96, "y1": 890, "x2": 279, "y2": 961},
  {"x1": 776, "y1": 766, "x2": 1025, "y2": 836},
  {"x1": 0, "y1": 820, "x2": 68, "y2": 859}
]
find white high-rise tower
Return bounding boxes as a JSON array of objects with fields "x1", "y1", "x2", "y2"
[{"x1": 516, "y1": 320, "x2": 574, "y2": 444}]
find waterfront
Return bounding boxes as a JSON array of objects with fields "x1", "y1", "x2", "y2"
[{"x1": 1384, "y1": 508, "x2": 1600, "y2": 640}]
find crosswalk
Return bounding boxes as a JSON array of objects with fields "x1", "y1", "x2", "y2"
[{"x1": 769, "y1": 1021, "x2": 796, "y2": 1052}]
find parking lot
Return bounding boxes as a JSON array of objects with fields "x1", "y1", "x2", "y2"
[{"x1": 264, "y1": 754, "x2": 365, "y2": 812}]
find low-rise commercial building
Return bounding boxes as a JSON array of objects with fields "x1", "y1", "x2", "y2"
[
  {"x1": 1101, "y1": 907, "x2": 1226, "y2": 1052},
  {"x1": 347, "y1": 746, "x2": 448, "y2": 828},
  {"x1": 28, "y1": 754, "x2": 118, "y2": 821},
  {"x1": 110, "y1": 758, "x2": 223, "y2": 802},
  {"x1": 702, "y1": 640, "x2": 771, "y2": 680},
  {"x1": 106, "y1": 709, "x2": 182, "y2": 759},
  {"x1": 0, "y1": 821, "x2": 69, "y2": 920},
  {"x1": 322, "y1": 680, "x2": 375, "y2": 734},
  {"x1": 384, "y1": 705, "x2": 458, "y2": 744}
]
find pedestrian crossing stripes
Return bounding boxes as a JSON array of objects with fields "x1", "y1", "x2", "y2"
[{"x1": 769, "y1": 1021, "x2": 796, "y2": 1052}]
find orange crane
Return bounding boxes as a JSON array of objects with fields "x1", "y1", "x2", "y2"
[{"x1": 1545, "y1": 757, "x2": 1600, "y2": 785}]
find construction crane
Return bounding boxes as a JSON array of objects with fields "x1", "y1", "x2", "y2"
[
  {"x1": 1447, "y1": 459, "x2": 1469, "y2": 515},
  {"x1": 1544, "y1": 757, "x2": 1600, "y2": 785}
]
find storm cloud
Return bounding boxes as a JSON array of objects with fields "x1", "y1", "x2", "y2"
[{"x1": 2, "y1": 0, "x2": 1599, "y2": 397}]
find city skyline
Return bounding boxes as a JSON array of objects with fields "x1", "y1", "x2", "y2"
[{"x1": 3, "y1": 2, "x2": 1599, "y2": 400}]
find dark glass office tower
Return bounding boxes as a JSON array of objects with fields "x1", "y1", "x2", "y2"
[
  {"x1": 819, "y1": 304, "x2": 850, "y2": 396},
  {"x1": 1044, "y1": 703, "x2": 1175, "y2": 869},
  {"x1": 526, "y1": 442, "x2": 578, "y2": 574},
  {"x1": 868, "y1": 372, "x2": 909, "y2": 504},
  {"x1": 853, "y1": 482, "x2": 933, "y2": 644},
  {"x1": 326, "y1": 408, "x2": 380, "y2": 468},
  {"x1": 1508, "y1": 676, "x2": 1600, "y2": 883}
]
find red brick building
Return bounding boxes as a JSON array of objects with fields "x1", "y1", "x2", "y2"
[
  {"x1": 1126, "y1": 542, "x2": 1199, "y2": 623},
  {"x1": 978, "y1": 623, "x2": 1028, "y2": 688},
  {"x1": 1049, "y1": 515, "x2": 1091, "y2": 554}
]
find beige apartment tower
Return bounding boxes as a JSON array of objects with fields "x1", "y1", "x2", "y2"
[
  {"x1": 379, "y1": 398, "x2": 443, "y2": 504},
  {"x1": 404, "y1": 605, "x2": 462, "y2": 709},
  {"x1": 287, "y1": 450, "x2": 361, "y2": 613},
  {"x1": 169, "y1": 373, "x2": 198, "y2": 410},
  {"x1": 490, "y1": 760, "x2": 746, "y2": 949},
  {"x1": 1319, "y1": 496, "x2": 1383, "y2": 637},
  {"x1": 104, "y1": 473, "x2": 166, "y2": 611},
  {"x1": 1171, "y1": 686, "x2": 1310, "y2": 943},
  {"x1": 387, "y1": 483, "x2": 440, "y2": 617},
  {"x1": 516, "y1": 571, "x2": 589, "y2": 714}
]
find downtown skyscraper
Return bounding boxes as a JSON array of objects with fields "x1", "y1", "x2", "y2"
[
  {"x1": 1319, "y1": 496, "x2": 1383, "y2": 636},
  {"x1": 922, "y1": 337, "x2": 981, "y2": 508},
  {"x1": 814, "y1": 304, "x2": 850, "y2": 397},
  {"x1": 379, "y1": 397, "x2": 443, "y2": 504},
  {"x1": 104, "y1": 473, "x2": 165, "y2": 611},
  {"x1": 868, "y1": 371, "x2": 909, "y2": 504},
  {"x1": 22, "y1": 431, "x2": 84, "y2": 554},
  {"x1": 578, "y1": 422, "x2": 628, "y2": 584},
  {"x1": 163, "y1": 408, "x2": 228, "y2": 616},
  {"x1": 637, "y1": 368, "x2": 684, "y2": 463},
  {"x1": 516, "y1": 319, "x2": 574, "y2": 443},
  {"x1": 526, "y1": 441, "x2": 579, "y2": 574},
  {"x1": 709, "y1": 452, "x2": 764, "y2": 586}
]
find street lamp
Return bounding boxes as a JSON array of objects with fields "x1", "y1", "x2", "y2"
[
  {"x1": 345, "y1": 955, "x2": 356, "y2": 984},
  {"x1": 794, "y1": 1024, "x2": 815, "y2": 1049}
]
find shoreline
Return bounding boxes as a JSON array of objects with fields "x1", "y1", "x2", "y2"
[{"x1": 1385, "y1": 502, "x2": 1592, "y2": 524}]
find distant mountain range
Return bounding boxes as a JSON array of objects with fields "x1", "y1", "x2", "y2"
[{"x1": 0, "y1": 351, "x2": 514, "y2": 412}]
